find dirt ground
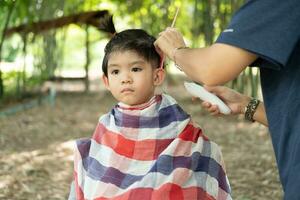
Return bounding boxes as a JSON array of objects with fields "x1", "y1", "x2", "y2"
[{"x1": 0, "y1": 80, "x2": 282, "y2": 200}]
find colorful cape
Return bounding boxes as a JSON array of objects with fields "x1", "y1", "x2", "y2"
[{"x1": 73, "y1": 94, "x2": 232, "y2": 200}]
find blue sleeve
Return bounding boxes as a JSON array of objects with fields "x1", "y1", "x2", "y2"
[{"x1": 216, "y1": 0, "x2": 300, "y2": 69}]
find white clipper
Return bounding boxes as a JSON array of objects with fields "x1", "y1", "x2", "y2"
[{"x1": 184, "y1": 81, "x2": 231, "y2": 115}]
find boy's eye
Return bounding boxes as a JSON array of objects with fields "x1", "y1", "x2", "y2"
[
  {"x1": 111, "y1": 69, "x2": 119, "y2": 75},
  {"x1": 132, "y1": 67, "x2": 142, "y2": 72}
]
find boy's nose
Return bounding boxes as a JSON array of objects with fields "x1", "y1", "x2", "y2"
[{"x1": 121, "y1": 73, "x2": 133, "y2": 84}]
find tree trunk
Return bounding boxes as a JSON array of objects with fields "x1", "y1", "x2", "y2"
[
  {"x1": 4, "y1": 10, "x2": 110, "y2": 37},
  {"x1": 203, "y1": 0, "x2": 214, "y2": 45},
  {"x1": 0, "y1": 1, "x2": 16, "y2": 98},
  {"x1": 191, "y1": 0, "x2": 201, "y2": 47},
  {"x1": 21, "y1": 34, "x2": 27, "y2": 96},
  {"x1": 43, "y1": 31, "x2": 57, "y2": 79},
  {"x1": 84, "y1": 25, "x2": 90, "y2": 92}
]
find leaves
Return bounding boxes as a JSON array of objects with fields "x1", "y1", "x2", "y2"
[{"x1": 0, "y1": 0, "x2": 259, "y2": 101}]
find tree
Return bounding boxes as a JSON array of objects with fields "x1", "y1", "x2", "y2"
[{"x1": 0, "y1": 0, "x2": 16, "y2": 98}]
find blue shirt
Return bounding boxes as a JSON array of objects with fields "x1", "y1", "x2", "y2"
[{"x1": 216, "y1": 0, "x2": 300, "y2": 199}]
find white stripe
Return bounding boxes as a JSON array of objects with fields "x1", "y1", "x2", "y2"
[
  {"x1": 86, "y1": 136, "x2": 224, "y2": 176},
  {"x1": 100, "y1": 117, "x2": 190, "y2": 141},
  {"x1": 79, "y1": 167, "x2": 227, "y2": 199},
  {"x1": 97, "y1": 94, "x2": 190, "y2": 141},
  {"x1": 89, "y1": 140, "x2": 154, "y2": 175}
]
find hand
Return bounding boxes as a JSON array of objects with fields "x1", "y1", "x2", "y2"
[
  {"x1": 154, "y1": 27, "x2": 186, "y2": 60},
  {"x1": 199, "y1": 85, "x2": 251, "y2": 116}
]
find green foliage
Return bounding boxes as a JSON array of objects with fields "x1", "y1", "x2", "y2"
[
  {"x1": 2, "y1": 43, "x2": 19, "y2": 62},
  {"x1": 0, "y1": 0, "x2": 260, "y2": 101},
  {"x1": 2, "y1": 34, "x2": 22, "y2": 62},
  {"x1": 2, "y1": 70, "x2": 20, "y2": 97}
]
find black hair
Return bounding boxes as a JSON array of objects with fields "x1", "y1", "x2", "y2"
[{"x1": 100, "y1": 17, "x2": 162, "y2": 77}]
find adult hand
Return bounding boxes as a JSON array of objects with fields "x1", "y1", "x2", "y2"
[
  {"x1": 199, "y1": 85, "x2": 251, "y2": 116},
  {"x1": 154, "y1": 27, "x2": 186, "y2": 60}
]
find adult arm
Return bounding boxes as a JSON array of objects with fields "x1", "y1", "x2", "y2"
[{"x1": 154, "y1": 28, "x2": 258, "y2": 85}]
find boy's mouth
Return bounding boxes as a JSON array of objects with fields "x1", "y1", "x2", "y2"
[{"x1": 121, "y1": 88, "x2": 134, "y2": 93}]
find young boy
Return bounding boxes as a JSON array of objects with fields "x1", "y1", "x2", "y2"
[{"x1": 69, "y1": 29, "x2": 231, "y2": 200}]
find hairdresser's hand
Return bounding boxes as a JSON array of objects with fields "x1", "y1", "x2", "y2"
[
  {"x1": 198, "y1": 85, "x2": 251, "y2": 116},
  {"x1": 154, "y1": 27, "x2": 186, "y2": 60}
]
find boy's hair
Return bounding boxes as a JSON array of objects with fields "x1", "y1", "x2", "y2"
[{"x1": 101, "y1": 22, "x2": 162, "y2": 77}]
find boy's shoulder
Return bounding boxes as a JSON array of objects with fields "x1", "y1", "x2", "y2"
[
  {"x1": 75, "y1": 137, "x2": 92, "y2": 154},
  {"x1": 97, "y1": 110, "x2": 113, "y2": 126}
]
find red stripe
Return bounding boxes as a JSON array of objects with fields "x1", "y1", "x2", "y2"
[
  {"x1": 92, "y1": 123, "x2": 174, "y2": 161},
  {"x1": 169, "y1": 183, "x2": 184, "y2": 199},
  {"x1": 74, "y1": 171, "x2": 84, "y2": 200},
  {"x1": 178, "y1": 123, "x2": 209, "y2": 142},
  {"x1": 92, "y1": 123, "x2": 208, "y2": 161},
  {"x1": 93, "y1": 183, "x2": 216, "y2": 200}
]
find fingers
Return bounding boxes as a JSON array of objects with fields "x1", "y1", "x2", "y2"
[
  {"x1": 155, "y1": 27, "x2": 185, "y2": 59},
  {"x1": 201, "y1": 102, "x2": 221, "y2": 116},
  {"x1": 157, "y1": 27, "x2": 178, "y2": 40},
  {"x1": 165, "y1": 28, "x2": 184, "y2": 43},
  {"x1": 166, "y1": 27, "x2": 177, "y2": 31},
  {"x1": 192, "y1": 96, "x2": 200, "y2": 101},
  {"x1": 162, "y1": 27, "x2": 178, "y2": 34},
  {"x1": 154, "y1": 34, "x2": 173, "y2": 58},
  {"x1": 210, "y1": 107, "x2": 221, "y2": 116},
  {"x1": 193, "y1": 98, "x2": 222, "y2": 116},
  {"x1": 157, "y1": 28, "x2": 180, "y2": 44}
]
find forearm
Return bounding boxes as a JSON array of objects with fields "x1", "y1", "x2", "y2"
[
  {"x1": 239, "y1": 97, "x2": 268, "y2": 126},
  {"x1": 174, "y1": 47, "x2": 223, "y2": 84},
  {"x1": 250, "y1": 102, "x2": 268, "y2": 126},
  {"x1": 155, "y1": 28, "x2": 258, "y2": 85},
  {"x1": 173, "y1": 44, "x2": 257, "y2": 85}
]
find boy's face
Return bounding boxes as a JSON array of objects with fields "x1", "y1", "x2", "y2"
[{"x1": 102, "y1": 50, "x2": 165, "y2": 106}]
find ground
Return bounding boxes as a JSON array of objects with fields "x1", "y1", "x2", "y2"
[{"x1": 0, "y1": 79, "x2": 282, "y2": 200}]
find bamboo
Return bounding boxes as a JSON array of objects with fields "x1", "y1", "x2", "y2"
[
  {"x1": 0, "y1": 1, "x2": 16, "y2": 98},
  {"x1": 84, "y1": 25, "x2": 90, "y2": 92}
]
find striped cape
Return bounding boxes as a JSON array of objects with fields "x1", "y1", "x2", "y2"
[{"x1": 73, "y1": 94, "x2": 232, "y2": 200}]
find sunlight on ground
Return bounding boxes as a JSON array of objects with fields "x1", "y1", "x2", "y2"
[
  {"x1": 0, "y1": 139, "x2": 75, "y2": 193},
  {"x1": 0, "y1": 83, "x2": 281, "y2": 200}
]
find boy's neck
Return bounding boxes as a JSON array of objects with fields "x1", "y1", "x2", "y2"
[{"x1": 117, "y1": 95, "x2": 161, "y2": 110}]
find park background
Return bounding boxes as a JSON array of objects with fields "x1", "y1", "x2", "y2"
[{"x1": 0, "y1": 0, "x2": 282, "y2": 199}]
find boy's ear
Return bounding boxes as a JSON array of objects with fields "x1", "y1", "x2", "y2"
[
  {"x1": 102, "y1": 74, "x2": 110, "y2": 90},
  {"x1": 153, "y1": 68, "x2": 165, "y2": 86}
]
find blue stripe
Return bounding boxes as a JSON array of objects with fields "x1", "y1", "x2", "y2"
[
  {"x1": 112, "y1": 104, "x2": 189, "y2": 128},
  {"x1": 76, "y1": 138, "x2": 91, "y2": 158},
  {"x1": 80, "y1": 151, "x2": 230, "y2": 193}
]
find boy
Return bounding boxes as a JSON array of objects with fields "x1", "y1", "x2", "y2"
[{"x1": 69, "y1": 29, "x2": 231, "y2": 200}]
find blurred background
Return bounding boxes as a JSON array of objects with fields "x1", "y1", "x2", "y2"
[{"x1": 0, "y1": 0, "x2": 282, "y2": 199}]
